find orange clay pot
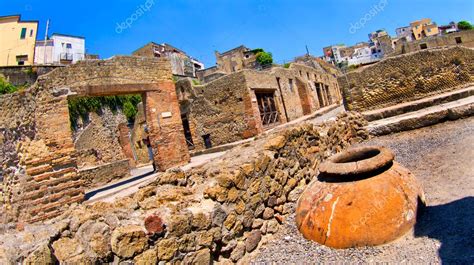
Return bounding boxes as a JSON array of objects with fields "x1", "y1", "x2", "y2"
[{"x1": 296, "y1": 146, "x2": 425, "y2": 249}]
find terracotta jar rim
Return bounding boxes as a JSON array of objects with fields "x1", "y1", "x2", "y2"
[{"x1": 319, "y1": 146, "x2": 394, "y2": 176}]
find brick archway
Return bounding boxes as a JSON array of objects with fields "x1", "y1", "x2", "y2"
[
  {"x1": 1, "y1": 56, "x2": 190, "y2": 223},
  {"x1": 71, "y1": 82, "x2": 190, "y2": 171}
]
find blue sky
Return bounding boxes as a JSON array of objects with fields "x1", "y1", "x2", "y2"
[{"x1": 1, "y1": 0, "x2": 473, "y2": 67}]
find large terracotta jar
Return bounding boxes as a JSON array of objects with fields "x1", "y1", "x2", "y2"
[{"x1": 296, "y1": 146, "x2": 425, "y2": 249}]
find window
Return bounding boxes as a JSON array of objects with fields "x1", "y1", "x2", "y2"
[
  {"x1": 20, "y1": 28, "x2": 27, "y2": 39},
  {"x1": 66, "y1": 43, "x2": 72, "y2": 49},
  {"x1": 420, "y1": 43, "x2": 428, "y2": 50},
  {"x1": 16, "y1": 55, "x2": 28, "y2": 65},
  {"x1": 288, "y1": 79, "x2": 294, "y2": 92},
  {"x1": 29, "y1": 29, "x2": 34, "y2": 37},
  {"x1": 455, "y1": 37, "x2": 462, "y2": 44},
  {"x1": 427, "y1": 28, "x2": 431, "y2": 33},
  {"x1": 299, "y1": 70, "x2": 302, "y2": 76}
]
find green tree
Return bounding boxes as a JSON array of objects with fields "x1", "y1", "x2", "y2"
[
  {"x1": 255, "y1": 51, "x2": 273, "y2": 66},
  {"x1": 123, "y1": 101, "x2": 138, "y2": 121},
  {"x1": 0, "y1": 77, "x2": 18, "y2": 95},
  {"x1": 458, "y1": 21, "x2": 473, "y2": 30}
]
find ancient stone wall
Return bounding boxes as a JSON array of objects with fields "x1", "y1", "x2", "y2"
[
  {"x1": 79, "y1": 159, "x2": 131, "y2": 189},
  {"x1": 0, "y1": 56, "x2": 189, "y2": 224},
  {"x1": 130, "y1": 103, "x2": 153, "y2": 166},
  {"x1": 185, "y1": 72, "x2": 255, "y2": 150},
  {"x1": 340, "y1": 46, "x2": 474, "y2": 112},
  {"x1": 0, "y1": 112, "x2": 369, "y2": 264},
  {"x1": 0, "y1": 65, "x2": 60, "y2": 87},
  {"x1": 179, "y1": 64, "x2": 342, "y2": 152},
  {"x1": 391, "y1": 30, "x2": 474, "y2": 56},
  {"x1": 0, "y1": 90, "x2": 38, "y2": 223},
  {"x1": 73, "y1": 110, "x2": 128, "y2": 168}
]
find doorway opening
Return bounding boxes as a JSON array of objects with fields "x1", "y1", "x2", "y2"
[
  {"x1": 255, "y1": 91, "x2": 280, "y2": 128},
  {"x1": 181, "y1": 114, "x2": 195, "y2": 150}
]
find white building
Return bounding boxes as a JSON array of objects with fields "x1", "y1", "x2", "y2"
[
  {"x1": 348, "y1": 46, "x2": 382, "y2": 66},
  {"x1": 35, "y1": 33, "x2": 85, "y2": 65}
]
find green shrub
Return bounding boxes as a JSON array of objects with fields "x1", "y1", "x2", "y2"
[
  {"x1": 68, "y1": 94, "x2": 142, "y2": 129},
  {"x1": 123, "y1": 101, "x2": 138, "y2": 120},
  {"x1": 283, "y1": 63, "x2": 291, "y2": 68},
  {"x1": 192, "y1": 79, "x2": 201, "y2": 85},
  {"x1": 458, "y1": 21, "x2": 473, "y2": 30},
  {"x1": 256, "y1": 51, "x2": 273, "y2": 66},
  {"x1": 0, "y1": 77, "x2": 18, "y2": 95}
]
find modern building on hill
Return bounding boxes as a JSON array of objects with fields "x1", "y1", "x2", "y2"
[
  {"x1": 132, "y1": 42, "x2": 204, "y2": 78},
  {"x1": 34, "y1": 33, "x2": 86, "y2": 65},
  {"x1": 0, "y1": 15, "x2": 38, "y2": 66},
  {"x1": 411, "y1": 18, "x2": 439, "y2": 40}
]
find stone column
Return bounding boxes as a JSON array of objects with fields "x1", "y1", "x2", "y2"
[{"x1": 143, "y1": 81, "x2": 190, "y2": 171}]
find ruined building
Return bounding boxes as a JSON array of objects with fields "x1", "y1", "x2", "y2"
[
  {"x1": 196, "y1": 46, "x2": 269, "y2": 83},
  {"x1": 0, "y1": 56, "x2": 190, "y2": 223},
  {"x1": 178, "y1": 61, "x2": 342, "y2": 151}
]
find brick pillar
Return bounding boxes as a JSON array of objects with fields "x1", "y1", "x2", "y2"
[
  {"x1": 143, "y1": 81, "x2": 190, "y2": 171},
  {"x1": 22, "y1": 92, "x2": 84, "y2": 223},
  {"x1": 243, "y1": 91, "x2": 263, "y2": 137}
]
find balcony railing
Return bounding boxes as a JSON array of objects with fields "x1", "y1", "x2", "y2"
[{"x1": 60, "y1": 53, "x2": 73, "y2": 61}]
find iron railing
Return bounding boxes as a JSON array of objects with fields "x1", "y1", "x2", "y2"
[{"x1": 260, "y1": 111, "x2": 280, "y2": 127}]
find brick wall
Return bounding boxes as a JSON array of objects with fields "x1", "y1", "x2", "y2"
[
  {"x1": 1, "y1": 56, "x2": 189, "y2": 224},
  {"x1": 340, "y1": 46, "x2": 474, "y2": 112}
]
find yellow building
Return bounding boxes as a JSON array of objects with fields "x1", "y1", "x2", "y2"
[
  {"x1": 0, "y1": 15, "x2": 38, "y2": 66},
  {"x1": 410, "y1": 18, "x2": 439, "y2": 40}
]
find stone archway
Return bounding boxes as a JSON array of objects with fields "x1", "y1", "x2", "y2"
[{"x1": 1, "y1": 56, "x2": 190, "y2": 223}]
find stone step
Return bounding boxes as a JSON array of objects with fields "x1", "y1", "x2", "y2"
[
  {"x1": 363, "y1": 86, "x2": 474, "y2": 122},
  {"x1": 367, "y1": 95, "x2": 474, "y2": 136}
]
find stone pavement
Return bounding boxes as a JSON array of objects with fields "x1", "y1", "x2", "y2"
[{"x1": 367, "y1": 95, "x2": 474, "y2": 135}]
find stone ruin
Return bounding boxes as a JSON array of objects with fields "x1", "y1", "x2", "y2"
[
  {"x1": 0, "y1": 112, "x2": 369, "y2": 263},
  {"x1": 340, "y1": 46, "x2": 474, "y2": 112},
  {"x1": 0, "y1": 56, "x2": 190, "y2": 224}
]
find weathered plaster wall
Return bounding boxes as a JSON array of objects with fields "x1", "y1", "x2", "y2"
[{"x1": 340, "y1": 46, "x2": 474, "y2": 112}]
